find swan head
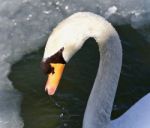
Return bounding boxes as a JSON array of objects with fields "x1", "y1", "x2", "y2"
[
  {"x1": 41, "y1": 25, "x2": 82, "y2": 95},
  {"x1": 41, "y1": 12, "x2": 109, "y2": 95}
]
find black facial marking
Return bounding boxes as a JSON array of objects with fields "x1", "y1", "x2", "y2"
[
  {"x1": 41, "y1": 61, "x2": 54, "y2": 74},
  {"x1": 46, "y1": 47, "x2": 66, "y2": 64},
  {"x1": 41, "y1": 47, "x2": 66, "y2": 74}
]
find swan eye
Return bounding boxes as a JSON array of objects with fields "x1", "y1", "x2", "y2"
[{"x1": 48, "y1": 47, "x2": 66, "y2": 64}]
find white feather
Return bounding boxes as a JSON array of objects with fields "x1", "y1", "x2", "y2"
[{"x1": 43, "y1": 12, "x2": 150, "y2": 128}]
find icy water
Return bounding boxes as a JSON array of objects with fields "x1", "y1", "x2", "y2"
[{"x1": 9, "y1": 25, "x2": 150, "y2": 128}]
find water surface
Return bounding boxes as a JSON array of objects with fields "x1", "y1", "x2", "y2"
[{"x1": 9, "y1": 25, "x2": 150, "y2": 128}]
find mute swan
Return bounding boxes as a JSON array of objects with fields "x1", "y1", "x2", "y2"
[{"x1": 41, "y1": 12, "x2": 150, "y2": 128}]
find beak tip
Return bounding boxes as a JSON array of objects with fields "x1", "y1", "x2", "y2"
[{"x1": 45, "y1": 86, "x2": 56, "y2": 96}]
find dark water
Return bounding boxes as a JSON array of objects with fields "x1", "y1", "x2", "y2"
[{"x1": 9, "y1": 25, "x2": 150, "y2": 128}]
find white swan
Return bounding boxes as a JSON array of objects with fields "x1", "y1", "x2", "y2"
[{"x1": 41, "y1": 12, "x2": 150, "y2": 128}]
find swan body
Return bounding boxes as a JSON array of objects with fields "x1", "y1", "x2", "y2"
[
  {"x1": 110, "y1": 93, "x2": 150, "y2": 128},
  {"x1": 42, "y1": 12, "x2": 150, "y2": 128}
]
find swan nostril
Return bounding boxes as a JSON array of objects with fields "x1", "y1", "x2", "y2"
[{"x1": 50, "y1": 65, "x2": 55, "y2": 74}]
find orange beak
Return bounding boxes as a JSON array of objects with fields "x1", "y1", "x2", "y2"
[{"x1": 45, "y1": 63, "x2": 65, "y2": 95}]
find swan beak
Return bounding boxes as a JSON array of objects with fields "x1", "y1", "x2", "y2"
[{"x1": 45, "y1": 63, "x2": 65, "y2": 95}]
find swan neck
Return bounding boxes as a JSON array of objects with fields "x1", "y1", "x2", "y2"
[{"x1": 83, "y1": 29, "x2": 122, "y2": 128}]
